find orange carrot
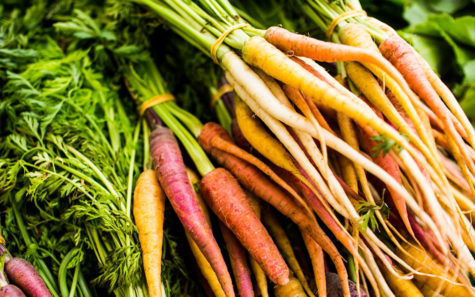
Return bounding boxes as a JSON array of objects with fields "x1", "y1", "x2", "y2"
[
  {"x1": 133, "y1": 169, "x2": 166, "y2": 297},
  {"x1": 219, "y1": 223, "x2": 254, "y2": 297},
  {"x1": 262, "y1": 208, "x2": 315, "y2": 297},
  {"x1": 200, "y1": 167, "x2": 289, "y2": 286},
  {"x1": 150, "y1": 126, "x2": 234, "y2": 297},
  {"x1": 302, "y1": 231, "x2": 326, "y2": 297},
  {"x1": 209, "y1": 135, "x2": 312, "y2": 215},
  {"x1": 198, "y1": 122, "x2": 351, "y2": 297},
  {"x1": 264, "y1": 26, "x2": 412, "y2": 100},
  {"x1": 416, "y1": 51, "x2": 475, "y2": 146},
  {"x1": 379, "y1": 35, "x2": 475, "y2": 184}
]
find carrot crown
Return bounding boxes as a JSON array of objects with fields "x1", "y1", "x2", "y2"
[{"x1": 123, "y1": 56, "x2": 215, "y2": 176}]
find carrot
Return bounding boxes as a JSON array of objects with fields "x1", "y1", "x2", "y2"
[
  {"x1": 228, "y1": 74, "x2": 395, "y2": 296},
  {"x1": 200, "y1": 167, "x2": 289, "y2": 285},
  {"x1": 219, "y1": 223, "x2": 254, "y2": 297},
  {"x1": 280, "y1": 83, "x2": 330, "y2": 183},
  {"x1": 358, "y1": 124, "x2": 412, "y2": 236},
  {"x1": 415, "y1": 283, "x2": 444, "y2": 297},
  {"x1": 398, "y1": 243, "x2": 474, "y2": 297},
  {"x1": 245, "y1": 194, "x2": 270, "y2": 297},
  {"x1": 224, "y1": 53, "x2": 433, "y2": 222},
  {"x1": 336, "y1": 113, "x2": 359, "y2": 193},
  {"x1": 277, "y1": 168, "x2": 355, "y2": 253},
  {"x1": 345, "y1": 61, "x2": 435, "y2": 168},
  {"x1": 238, "y1": 37, "x2": 427, "y2": 173},
  {"x1": 133, "y1": 169, "x2": 166, "y2": 297},
  {"x1": 198, "y1": 122, "x2": 351, "y2": 297},
  {"x1": 4, "y1": 258, "x2": 52, "y2": 297},
  {"x1": 263, "y1": 26, "x2": 415, "y2": 103},
  {"x1": 338, "y1": 23, "x2": 380, "y2": 55},
  {"x1": 302, "y1": 231, "x2": 326, "y2": 297},
  {"x1": 379, "y1": 35, "x2": 475, "y2": 184},
  {"x1": 150, "y1": 126, "x2": 234, "y2": 297},
  {"x1": 209, "y1": 130, "x2": 312, "y2": 215},
  {"x1": 184, "y1": 169, "x2": 226, "y2": 297},
  {"x1": 235, "y1": 96, "x2": 337, "y2": 215},
  {"x1": 338, "y1": 24, "x2": 441, "y2": 173},
  {"x1": 381, "y1": 265, "x2": 424, "y2": 297},
  {"x1": 261, "y1": 208, "x2": 315, "y2": 297},
  {"x1": 273, "y1": 277, "x2": 307, "y2": 297},
  {"x1": 235, "y1": 97, "x2": 299, "y2": 174},
  {"x1": 415, "y1": 52, "x2": 475, "y2": 147}
]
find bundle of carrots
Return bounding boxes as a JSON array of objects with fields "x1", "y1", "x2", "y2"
[{"x1": 119, "y1": 0, "x2": 475, "y2": 296}]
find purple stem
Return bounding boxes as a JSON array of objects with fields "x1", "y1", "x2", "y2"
[
  {"x1": 144, "y1": 108, "x2": 163, "y2": 129},
  {"x1": 218, "y1": 77, "x2": 236, "y2": 118}
]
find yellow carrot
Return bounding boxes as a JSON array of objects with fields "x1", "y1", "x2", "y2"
[
  {"x1": 336, "y1": 113, "x2": 359, "y2": 193},
  {"x1": 273, "y1": 277, "x2": 308, "y2": 297},
  {"x1": 398, "y1": 244, "x2": 473, "y2": 297},
  {"x1": 246, "y1": 194, "x2": 269, "y2": 297},
  {"x1": 239, "y1": 36, "x2": 424, "y2": 170},
  {"x1": 382, "y1": 265, "x2": 424, "y2": 297},
  {"x1": 133, "y1": 169, "x2": 166, "y2": 297},
  {"x1": 235, "y1": 96, "x2": 298, "y2": 175},
  {"x1": 262, "y1": 208, "x2": 315, "y2": 297}
]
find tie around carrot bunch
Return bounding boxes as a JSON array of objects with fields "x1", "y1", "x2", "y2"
[{"x1": 123, "y1": 0, "x2": 475, "y2": 295}]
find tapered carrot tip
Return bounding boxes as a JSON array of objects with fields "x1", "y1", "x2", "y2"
[{"x1": 201, "y1": 168, "x2": 290, "y2": 286}]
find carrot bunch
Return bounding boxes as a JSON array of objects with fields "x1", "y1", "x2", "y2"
[{"x1": 123, "y1": 0, "x2": 475, "y2": 295}]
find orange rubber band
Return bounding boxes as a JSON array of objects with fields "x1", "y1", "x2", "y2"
[
  {"x1": 139, "y1": 94, "x2": 175, "y2": 116},
  {"x1": 326, "y1": 10, "x2": 367, "y2": 39},
  {"x1": 210, "y1": 84, "x2": 234, "y2": 107},
  {"x1": 210, "y1": 23, "x2": 248, "y2": 64}
]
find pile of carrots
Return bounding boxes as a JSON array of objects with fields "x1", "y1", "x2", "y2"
[{"x1": 124, "y1": 0, "x2": 475, "y2": 296}]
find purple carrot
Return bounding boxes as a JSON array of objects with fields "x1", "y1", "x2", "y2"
[
  {"x1": 0, "y1": 285, "x2": 26, "y2": 297},
  {"x1": 150, "y1": 126, "x2": 235, "y2": 297},
  {"x1": 327, "y1": 272, "x2": 368, "y2": 297},
  {"x1": 219, "y1": 223, "x2": 254, "y2": 297},
  {"x1": 218, "y1": 77, "x2": 235, "y2": 118},
  {"x1": 274, "y1": 166, "x2": 358, "y2": 256},
  {"x1": 5, "y1": 258, "x2": 51, "y2": 297}
]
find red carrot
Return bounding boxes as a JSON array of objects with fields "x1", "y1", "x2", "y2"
[
  {"x1": 219, "y1": 223, "x2": 254, "y2": 297},
  {"x1": 150, "y1": 126, "x2": 235, "y2": 297},
  {"x1": 358, "y1": 127, "x2": 413, "y2": 237},
  {"x1": 198, "y1": 122, "x2": 351, "y2": 297},
  {"x1": 201, "y1": 168, "x2": 289, "y2": 286}
]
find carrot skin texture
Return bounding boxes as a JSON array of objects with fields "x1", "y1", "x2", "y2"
[
  {"x1": 133, "y1": 169, "x2": 165, "y2": 297},
  {"x1": 262, "y1": 208, "x2": 315, "y2": 297},
  {"x1": 185, "y1": 169, "x2": 227, "y2": 297},
  {"x1": 200, "y1": 168, "x2": 289, "y2": 286},
  {"x1": 0, "y1": 285, "x2": 26, "y2": 297},
  {"x1": 379, "y1": 35, "x2": 474, "y2": 175},
  {"x1": 5, "y1": 258, "x2": 52, "y2": 297},
  {"x1": 302, "y1": 232, "x2": 326, "y2": 297},
  {"x1": 219, "y1": 223, "x2": 255, "y2": 297},
  {"x1": 199, "y1": 122, "x2": 349, "y2": 296},
  {"x1": 150, "y1": 126, "x2": 234, "y2": 297},
  {"x1": 198, "y1": 123, "x2": 311, "y2": 225}
]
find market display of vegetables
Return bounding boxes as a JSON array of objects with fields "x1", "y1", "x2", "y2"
[{"x1": 1, "y1": 0, "x2": 474, "y2": 296}]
